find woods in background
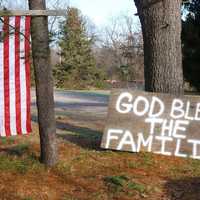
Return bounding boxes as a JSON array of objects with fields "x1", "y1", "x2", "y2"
[
  {"x1": 95, "y1": 15, "x2": 143, "y2": 83},
  {"x1": 53, "y1": 1, "x2": 200, "y2": 91},
  {"x1": 53, "y1": 7, "x2": 144, "y2": 89},
  {"x1": 1, "y1": 0, "x2": 199, "y2": 91},
  {"x1": 182, "y1": 0, "x2": 200, "y2": 91}
]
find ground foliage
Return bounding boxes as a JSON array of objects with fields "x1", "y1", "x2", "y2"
[{"x1": 1, "y1": 98, "x2": 200, "y2": 200}]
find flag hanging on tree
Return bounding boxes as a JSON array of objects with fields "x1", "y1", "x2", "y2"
[{"x1": 0, "y1": 16, "x2": 32, "y2": 137}]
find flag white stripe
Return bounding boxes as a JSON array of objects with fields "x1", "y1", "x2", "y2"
[
  {"x1": 9, "y1": 17, "x2": 17, "y2": 136},
  {"x1": 20, "y1": 16, "x2": 27, "y2": 134}
]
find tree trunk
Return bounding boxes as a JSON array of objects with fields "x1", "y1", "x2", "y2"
[
  {"x1": 29, "y1": 0, "x2": 58, "y2": 166},
  {"x1": 134, "y1": 0, "x2": 184, "y2": 94}
]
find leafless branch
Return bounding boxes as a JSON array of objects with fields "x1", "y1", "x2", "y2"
[{"x1": 0, "y1": 17, "x2": 31, "y2": 44}]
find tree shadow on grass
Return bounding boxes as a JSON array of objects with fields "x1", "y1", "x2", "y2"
[
  {"x1": 56, "y1": 120, "x2": 103, "y2": 150},
  {"x1": 31, "y1": 115, "x2": 103, "y2": 151},
  {"x1": 0, "y1": 142, "x2": 39, "y2": 162},
  {"x1": 0, "y1": 143, "x2": 29, "y2": 157},
  {"x1": 165, "y1": 177, "x2": 200, "y2": 200}
]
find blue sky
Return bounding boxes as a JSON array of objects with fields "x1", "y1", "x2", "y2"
[{"x1": 69, "y1": 0, "x2": 137, "y2": 27}]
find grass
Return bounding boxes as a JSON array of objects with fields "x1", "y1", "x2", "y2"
[
  {"x1": 139, "y1": 152, "x2": 155, "y2": 167},
  {"x1": 0, "y1": 142, "x2": 44, "y2": 175},
  {"x1": 27, "y1": 90, "x2": 200, "y2": 199},
  {"x1": 127, "y1": 182, "x2": 146, "y2": 193},
  {"x1": 62, "y1": 196, "x2": 79, "y2": 200},
  {"x1": 104, "y1": 175, "x2": 146, "y2": 196},
  {"x1": 0, "y1": 132, "x2": 198, "y2": 200},
  {"x1": 0, "y1": 137, "x2": 16, "y2": 145},
  {"x1": 52, "y1": 161, "x2": 72, "y2": 178},
  {"x1": 104, "y1": 175, "x2": 129, "y2": 188},
  {"x1": 6, "y1": 143, "x2": 30, "y2": 156},
  {"x1": 1, "y1": 109, "x2": 200, "y2": 199},
  {"x1": 59, "y1": 130, "x2": 101, "y2": 141},
  {"x1": 169, "y1": 158, "x2": 200, "y2": 178}
]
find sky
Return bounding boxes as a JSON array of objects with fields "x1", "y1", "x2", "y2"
[
  {"x1": 69, "y1": 0, "x2": 137, "y2": 27},
  {"x1": 2, "y1": 0, "x2": 187, "y2": 27},
  {"x1": 1, "y1": 0, "x2": 138, "y2": 28}
]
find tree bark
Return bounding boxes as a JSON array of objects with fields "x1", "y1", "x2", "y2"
[
  {"x1": 134, "y1": 0, "x2": 184, "y2": 94},
  {"x1": 29, "y1": 0, "x2": 58, "y2": 166}
]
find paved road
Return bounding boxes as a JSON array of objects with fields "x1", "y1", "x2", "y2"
[{"x1": 31, "y1": 89, "x2": 110, "y2": 121}]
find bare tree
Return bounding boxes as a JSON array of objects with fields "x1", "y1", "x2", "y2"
[
  {"x1": 96, "y1": 14, "x2": 144, "y2": 81},
  {"x1": 0, "y1": 0, "x2": 68, "y2": 39}
]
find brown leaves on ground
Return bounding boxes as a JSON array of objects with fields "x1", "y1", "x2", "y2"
[{"x1": 0, "y1": 117, "x2": 200, "y2": 200}]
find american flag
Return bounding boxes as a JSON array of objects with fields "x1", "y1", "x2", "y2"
[{"x1": 0, "y1": 16, "x2": 31, "y2": 137}]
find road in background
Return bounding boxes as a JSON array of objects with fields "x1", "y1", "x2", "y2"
[{"x1": 31, "y1": 89, "x2": 110, "y2": 122}]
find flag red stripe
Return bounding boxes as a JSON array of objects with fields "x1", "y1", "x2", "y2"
[
  {"x1": 25, "y1": 16, "x2": 31, "y2": 133},
  {"x1": 15, "y1": 16, "x2": 22, "y2": 134},
  {"x1": 3, "y1": 16, "x2": 11, "y2": 136},
  {"x1": 1, "y1": 16, "x2": 32, "y2": 137}
]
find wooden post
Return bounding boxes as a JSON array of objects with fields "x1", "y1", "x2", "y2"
[
  {"x1": 0, "y1": 10, "x2": 67, "y2": 16},
  {"x1": 28, "y1": 0, "x2": 58, "y2": 166}
]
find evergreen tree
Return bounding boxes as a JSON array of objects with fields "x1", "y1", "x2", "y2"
[
  {"x1": 54, "y1": 7, "x2": 103, "y2": 89},
  {"x1": 182, "y1": 0, "x2": 200, "y2": 91}
]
